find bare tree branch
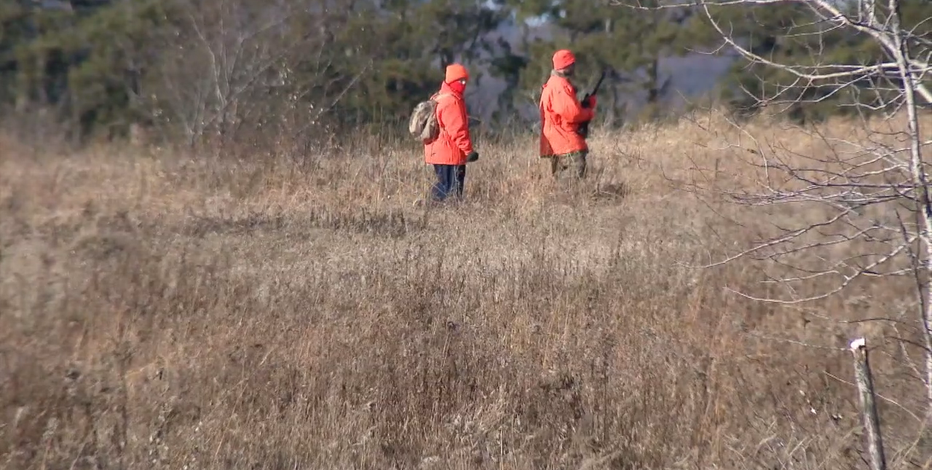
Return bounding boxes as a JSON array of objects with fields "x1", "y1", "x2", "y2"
[{"x1": 614, "y1": 0, "x2": 932, "y2": 103}]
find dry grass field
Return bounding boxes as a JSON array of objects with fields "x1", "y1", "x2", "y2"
[{"x1": 1, "y1": 112, "x2": 931, "y2": 469}]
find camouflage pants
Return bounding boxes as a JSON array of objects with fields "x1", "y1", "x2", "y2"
[{"x1": 549, "y1": 150, "x2": 588, "y2": 179}]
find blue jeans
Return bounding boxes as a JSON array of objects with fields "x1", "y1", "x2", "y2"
[{"x1": 431, "y1": 164, "x2": 466, "y2": 201}]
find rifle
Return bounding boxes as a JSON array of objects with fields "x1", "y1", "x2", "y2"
[{"x1": 577, "y1": 69, "x2": 606, "y2": 138}]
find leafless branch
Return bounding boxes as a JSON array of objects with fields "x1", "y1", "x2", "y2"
[{"x1": 614, "y1": 0, "x2": 932, "y2": 103}]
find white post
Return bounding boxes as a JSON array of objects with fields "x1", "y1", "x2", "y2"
[{"x1": 850, "y1": 337, "x2": 887, "y2": 470}]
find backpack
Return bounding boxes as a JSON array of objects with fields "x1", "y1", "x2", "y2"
[{"x1": 408, "y1": 93, "x2": 451, "y2": 141}]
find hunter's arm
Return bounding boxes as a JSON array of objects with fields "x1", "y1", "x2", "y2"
[
  {"x1": 440, "y1": 98, "x2": 473, "y2": 154},
  {"x1": 554, "y1": 83, "x2": 594, "y2": 124}
]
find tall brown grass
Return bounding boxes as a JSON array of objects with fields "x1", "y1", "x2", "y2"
[{"x1": 1, "y1": 111, "x2": 930, "y2": 469}]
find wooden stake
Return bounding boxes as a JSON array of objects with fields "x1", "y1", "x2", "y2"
[{"x1": 850, "y1": 337, "x2": 887, "y2": 470}]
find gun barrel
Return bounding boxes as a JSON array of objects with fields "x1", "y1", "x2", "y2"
[{"x1": 591, "y1": 70, "x2": 606, "y2": 96}]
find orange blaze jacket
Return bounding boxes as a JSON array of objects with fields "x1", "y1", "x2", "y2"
[
  {"x1": 424, "y1": 82, "x2": 474, "y2": 166},
  {"x1": 539, "y1": 73, "x2": 594, "y2": 157}
]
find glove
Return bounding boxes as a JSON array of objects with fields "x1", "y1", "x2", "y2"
[
  {"x1": 466, "y1": 151, "x2": 479, "y2": 162},
  {"x1": 585, "y1": 95, "x2": 597, "y2": 109}
]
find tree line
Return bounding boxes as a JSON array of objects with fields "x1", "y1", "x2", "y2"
[{"x1": 1, "y1": 0, "x2": 929, "y2": 147}]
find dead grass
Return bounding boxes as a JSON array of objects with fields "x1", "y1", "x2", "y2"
[{"x1": 1, "y1": 111, "x2": 930, "y2": 469}]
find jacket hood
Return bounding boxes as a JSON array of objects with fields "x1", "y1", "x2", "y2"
[{"x1": 440, "y1": 80, "x2": 465, "y2": 96}]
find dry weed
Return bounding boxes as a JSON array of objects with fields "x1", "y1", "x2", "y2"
[{"x1": 1, "y1": 111, "x2": 929, "y2": 469}]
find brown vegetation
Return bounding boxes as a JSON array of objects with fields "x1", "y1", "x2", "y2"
[{"x1": 1, "y1": 114, "x2": 930, "y2": 469}]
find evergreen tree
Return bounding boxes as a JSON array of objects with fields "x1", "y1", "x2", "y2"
[
  {"x1": 691, "y1": 0, "x2": 932, "y2": 122},
  {"x1": 284, "y1": 0, "x2": 509, "y2": 127},
  {"x1": 502, "y1": 0, "x2": 705, "y2": 126},
  {"x1": 1, "y1": 0, "x2": 178, "y2": 140},
  {"x1": 4, "y1": 0, "x2": 922, "y2": 143}
]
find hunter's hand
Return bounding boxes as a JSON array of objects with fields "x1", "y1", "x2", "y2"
[
  {"x1": 585, "y1": 95, "x2": 597, "y2": 109},
  {"x1": 466, "y1": 151, "x2": 479, "y2": 162}
]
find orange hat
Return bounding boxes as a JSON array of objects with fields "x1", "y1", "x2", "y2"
[
  {"x1": 552, "y1": 49, "x2": 576, "y2": 70},
  {"x1": 445, "y1": 63, "x2": 469, "y2": 83}
]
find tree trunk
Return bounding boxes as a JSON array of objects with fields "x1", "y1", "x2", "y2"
[{"x1": 888, "y1": 1, "x2": 932, "y2": 416}]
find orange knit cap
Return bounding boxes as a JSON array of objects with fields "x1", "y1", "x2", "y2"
[
  {"x1": 552, "y1": 49, "x2": 576, "y2": 70},
  {"x1": 445, "y1": 63, "x2": 469, "y2": 83}
]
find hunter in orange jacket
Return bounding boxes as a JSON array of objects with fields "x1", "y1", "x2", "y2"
[
  {"x1": 539, "y1": 49, "x2": 595, "y2": 178},
  {"x1": 423, "y1": 63, "x2": 478, "y2": 202},
  {"x1": 425, "y1": 64, "x2": 476, "y2": 166}
]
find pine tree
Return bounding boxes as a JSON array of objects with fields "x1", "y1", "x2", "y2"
[
  {"x1": 2, "y1": 0, "x2": 178, "y2": 140},
  {"x1": 691, "y1": 0, "x2": 932, "y2": 122},
  {"x1": 501, "y1": 0, "x2": 706, "y2": 126},
  {"x1": 284, "y1": 0, "x2": 509, "y2": 127}
]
